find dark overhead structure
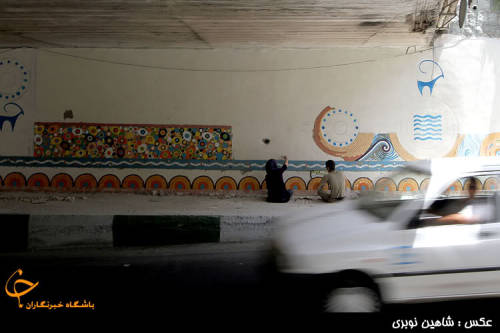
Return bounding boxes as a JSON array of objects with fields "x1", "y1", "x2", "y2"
[{"x1": 0, "y1": 0, "x2": 456, "y2": 48}]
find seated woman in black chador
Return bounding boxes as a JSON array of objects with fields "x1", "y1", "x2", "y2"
[{"x1": 265, "y1": 156, "x2": 293, "y2": 203}]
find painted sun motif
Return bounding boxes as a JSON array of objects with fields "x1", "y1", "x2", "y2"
[
  {"x1": 313, "y1": 106, "x2": 373, "y2": 160},
  {"x1": 319, "y1": 108, "x2": 359, "y2": 148}
]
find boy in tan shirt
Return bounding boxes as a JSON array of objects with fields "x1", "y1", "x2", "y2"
[{"x1": 318, "y1": 160, "x2": 345, "y2": 202}]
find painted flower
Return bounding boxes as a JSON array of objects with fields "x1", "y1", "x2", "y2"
[
  {"x1": 34, "y1": 135, "x2": 43, "y2": 146},
  {"x1": 110, "y1": 126, "x2": 121, "y2": 135},
  {"x1": 73, "y1": 128, "x2": 83, "y2": 136},
  {"x1": 221, "y1": 132, "x2": 231, "y2": 141},
  {"x1": 88, "y1": 126, "x2": 99, "y2": 136},
  {"x1": 182, "y1": 131, "x2": 192, "y2": 142},
  {"x1": 60, "y1": 141, "x2": 70, "y2": 150},
  {"x1": 63, "y1": 132, "x2": 73, "y2": 140},
  {"x1": 105, "y1": 136, "x2": 114, "y2": 145},
  {"x1": 159, "y1": 144, "x2": 168, "y2": 151},
  {"x1": 75, "y1": 150, "x2": 86, "y2": 158},
  {"x1": 137, "y1": 128, "x2": 148, "y2": 136},
  {"x1": 158, "y1": 128, "x2": 168, "y2": 137},
  {"x1": 104, "y1": 147, "x2": 114, "y2": 158},
  {"x1": 86, "y1": 135, "x2": 95, "y2": 143},
  {"x1": 48, "y1": 125, "x2": 59, "y2": 134},
  {"x1": 117, "y1": 136, "x2": 126, "y2": 145},
  {"x1": 87, "y1": 142, "x2": 97, "y2": 151},
  {"x1": 35, "y1": 125, "x2": 44, "y2": 134},
  {"x1": 116, "y1": 147, "x2": 125, "y2": 158},
  {"x1": 197, "y1": 139, "x2": 207, "y2": 150},
  {"x1": 202, "y1": 132, "x2": 212, "y2": 141},
  {"x1": 34, "y1": 147, "x2": 43, "y2": 157},
  {"x1": 160, "y1": 151, "x2": 171, "y2": 159},
  {"x1": 137, "y1": 144, "x2": 148, "y2": 153},
  {"x1": 145, "y1": 135, "x2": 155, "y2": 145},
  {"x1": 125, "y1": 131, "x2": 135, "y2": 140}
]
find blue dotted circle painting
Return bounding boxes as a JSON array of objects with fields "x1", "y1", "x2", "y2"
[
  {"x1": 318, "y1": 107, "x2": 358, "y2": 148},
  {"x1": 0, "y1": 59, "x2": 29, "y2": 101}
]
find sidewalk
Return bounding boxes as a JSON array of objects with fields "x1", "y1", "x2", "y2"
[{"x1": 0, "y1": 191, "x2": 332, "y2": 251}]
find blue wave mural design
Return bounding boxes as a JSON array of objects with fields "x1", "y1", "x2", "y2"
[
  {"x1": 413, "y1": 115, "x2": 442, "y2": 119},
  {"x1": 0, "y1": 156, "x2": 407, "y2": 172},
  {"x1": 414, "y1": 137, "x2": 442, "y2": 141},
  {"x1": 413, "y1": 113, "x2": 442, "y2": 141},
  {"x1": 356, "y1": 134, "x2": 401, "y2": 162},
  {"x1": 413, "y1": 127, "x2": 442, "y2": 131}
]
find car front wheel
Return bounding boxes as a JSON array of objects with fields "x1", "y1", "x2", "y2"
[{"x1": 323, "y1": 286, "x2": 381, "y2": 313}]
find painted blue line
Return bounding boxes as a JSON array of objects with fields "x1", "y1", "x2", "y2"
[
  {"x1": 0, "y1": 156, "x2": 408, "y2": 171},
  {"x1": 412, "y1": 124, "x2": 442, "y2": 128},
  {"x1": 413, "y1": 128, "x2": 442, "y2": 132},
  {"x1": 413, "y1": 115, "x2": 442, "y2": 119},
  {"x1": 414, "y1": 137, "x2": 442, "y2": 141}
]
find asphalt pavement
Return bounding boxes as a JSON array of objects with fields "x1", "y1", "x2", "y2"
[{"x1": 1, "y1": 241, "x2": 500, "y2": 330}]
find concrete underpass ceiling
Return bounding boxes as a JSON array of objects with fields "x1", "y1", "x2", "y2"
[{"x1": 0, "y1": 0, "x2": 451, "y2": 49}]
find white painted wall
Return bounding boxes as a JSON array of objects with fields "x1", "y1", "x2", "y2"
[{"x1": 2, "y1": 35, "x2": 500, "y2": 161}]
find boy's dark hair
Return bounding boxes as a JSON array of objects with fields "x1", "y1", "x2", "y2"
[
  {"x1": 325, "y1": 160, "x2": 335, "y2": 171},
  {"x1": 468, "y1": 177, "x2": 480, "y2": 190}
]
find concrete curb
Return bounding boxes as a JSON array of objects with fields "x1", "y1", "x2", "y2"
[{"x1": 0, "y1": 214, "x2": 275, "y2": 251}]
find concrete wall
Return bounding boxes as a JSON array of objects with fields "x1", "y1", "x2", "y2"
[{"x1": 2, "y1": 35, "x2": 500, "y2": 193}]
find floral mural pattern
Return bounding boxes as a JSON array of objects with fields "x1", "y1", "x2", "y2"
[{"x1": 34, "y1": 122, "x2": 232, "y2": 160}]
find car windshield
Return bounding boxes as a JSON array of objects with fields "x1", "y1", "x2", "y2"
[{"x1": 357, "y1": 168, "x2": 429, "y2": 220}]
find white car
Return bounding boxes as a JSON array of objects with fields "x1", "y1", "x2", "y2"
[{"x1": 271, "y1": 157, "x2": 500, "y2": 312}]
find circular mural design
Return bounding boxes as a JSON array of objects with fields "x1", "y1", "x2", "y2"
[
  {"x1": 398, "y1": 178, "x2": 419, "y2": 192},
  {"x1": 307, "y1": 177, "x2": 323, "y2": 191},
  {"x1": 169, "y1": 176, "x2": 191, "y2": 191},
  {"x1": 215, "y1": 177, "x2": 237, "y2": 191},
  {"x1": 51, "y1": 173, "x2": 74, "y2": 190},
  {"x1": 480, "y1": 133, "x2": 500, "y2": 156},
  {"x1": 98, "y1": 174, "x2": 121, "y2": 190},
  {"x1": 122, "y1": 175, "x2": 144, "y2": 190},
  {"x1": 345, "y1": 178, "x2": 352, "y2": 190},
  {"x1": 483, "y1": 177, "x2": 498, "y2": 190},
  {"x1": 145, "y1": 175, "x2": 167, "y2": 190},
  {"x1": 4, "y1": 172, "x2": 26, "y2": 188},
  {"x1": 27, "y1": 173, "x2": 50, "y2": 189},
  {"x1": 74, "y1": 174, "x2": 98, "y2": 190},
  {"x1": 238, "y1": 177, "x2": 260, "y2": 191},
  {"x1": 285, "y1": 177, "x2": 307, "y2": 191},
  {"x1": 420, "y1": 178, "x2": 431, "y2": 193},
  {"x1": 397, "y1": 101, "x2": 459, "y2": 160},
  {"x1": 314, "y1": 106, "x2": 359, "y2": 150},
  {"x1": 192, "y1": 176, "x2": 215, "y2": 191},
  {"x1": 375, "y1": 177, "x2": 397, "y2": 192},
  {"x1": 352, "y1": 177, "x2": 374, "y2": 191},
  {"x1": 445, "y1": 180, "x2": 463, "y2": 194},
  {"x1": 0, "y1": 59, "x2": 29, "y2": 101},
  {"x1": 463, "y1": 177, "x2": 483, "y2": 191}
]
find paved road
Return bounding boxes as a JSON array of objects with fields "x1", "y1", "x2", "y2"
[{"x1": 1, "y1": 241, "x2": 499, "y2": 329}]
